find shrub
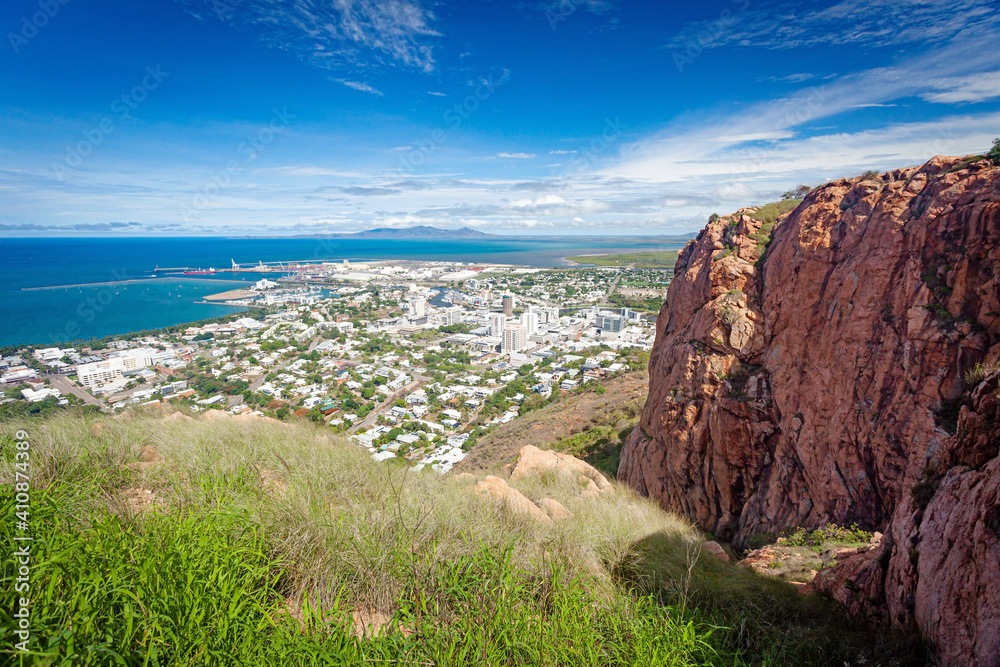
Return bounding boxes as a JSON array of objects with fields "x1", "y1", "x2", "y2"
[
  {"x1": 988, "y1": 137, "x2": 1000, "y2": 165},
  {"x1": 782, "y1": 524, "x2": 873, "y2": 549},
  {"x1": 860, "y1": 169, "x2": 882, "y2": 182}
]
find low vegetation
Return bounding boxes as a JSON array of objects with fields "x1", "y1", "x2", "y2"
[
  {"x1": 565, "y1": 251, "x2": 679, "y2": 269},
  {"x1": 749, "y1": 199, "x2": 802, "y2": 224},
  {"x1": 1, "y1": 412, "x2": 918, "y2": 665}
]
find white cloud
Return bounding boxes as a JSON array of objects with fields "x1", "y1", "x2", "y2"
[
  {"x1": 338, "y1": 79, "x2": 384, "y2": 95},
  {"x1": 921, "y1": 71, "x2": 1000, "y2": 103},
  {"x1": 712, "y1": 183, "x2": 759, "y2": 201},
  {"x1": 549, "y1": 149, "x2": 577, "y2": 155},
  {"x1": 493, "y1": 152, "x2": 537, "y2": 159},
  {"x1": 178, "y1": 0, "x2": 440, "y2": 72}
]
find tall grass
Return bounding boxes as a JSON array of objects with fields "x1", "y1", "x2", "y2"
[
  {"x1": 750, "y1": 199, "x2": 802, "y2": 224},
  {"x1": 0, "y1": 411, "x2": 920, "y2": 665}
]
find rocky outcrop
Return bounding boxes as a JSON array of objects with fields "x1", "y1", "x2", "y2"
[
  {"x1": 618, "y1": 155, "x2": 1000, "y2": 664},
  {"x1": 511, "y1": 445, "x2": 614, "y2": 495},
  {"x1": 470, "y1": 475, "x2": 553, "y2": 525}
]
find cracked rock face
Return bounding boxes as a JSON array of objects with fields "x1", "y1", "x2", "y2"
[{"x1": 618, "y1": 155, "x2": 1000, "y2": 664}]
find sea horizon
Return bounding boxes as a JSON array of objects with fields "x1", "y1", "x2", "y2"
[{"x1": 0, "y1": 236, "x2": 682, "y2": 348}]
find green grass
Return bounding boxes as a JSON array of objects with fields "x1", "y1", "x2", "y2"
[
  {"x1": 0, "y1": 412, "x2": 920, "y2": 665},
  {"x1": 749, "y1": 199, "x2": 802, "y2": 224},
  {"x1": 566, "y1": 251, "x2": 679, "y2": 269}
]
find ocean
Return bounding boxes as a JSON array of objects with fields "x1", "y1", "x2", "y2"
[{"x1": 1, "y1": 236, "x2": 681, "y2": 348}]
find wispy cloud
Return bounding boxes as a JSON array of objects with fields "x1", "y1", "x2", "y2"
[
  {"x1": 338, "y1": 79, "x2": 384, "y2": 95},
  {"x1": 177, "y1": 0, "x2": 440, "y2": 72},
  {"x1": 492, "y1": 152, "x2": 536, "y2": 159},
  {"x1": 921, "y1": 70, "x2": 1000, "y2": 103},
  {"x1": 663, "y1": 0, "x2": 999, "y2": 51}
]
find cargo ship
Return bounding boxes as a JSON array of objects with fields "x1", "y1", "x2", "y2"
[{"x1": 182, "y1": 267, "x2": 217, "y2": 275}]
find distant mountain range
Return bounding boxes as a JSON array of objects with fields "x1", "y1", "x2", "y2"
[
  {"x1": 291, "y1": 226, "x2": 696, "y2": 242},
  {"x1": 302, "y1": 226, "x2": 495, "y2": 240}
]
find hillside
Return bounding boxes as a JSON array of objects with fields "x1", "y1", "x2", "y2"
[
  {"x1": 619, "y1": 155, "x2": 1000, "y2": 665},
  {"x1": 457, "y1": 370, "x2": 648, "y2": 477},
  {"x1": 0, "y1": 409, "x2": 919, "y2": 665}
]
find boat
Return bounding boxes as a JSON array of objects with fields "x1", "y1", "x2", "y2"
[{"x1": 183, "y1": 267, "x2": 217, "y2": 275}]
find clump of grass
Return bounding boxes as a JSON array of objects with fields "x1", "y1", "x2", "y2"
[{"x1": 965, "y1": 362, "x2": 1000, "y2": 386}]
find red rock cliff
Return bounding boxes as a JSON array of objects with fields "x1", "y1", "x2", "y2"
[{"x1": 618, "y1": 155, "x2": 1000, "y2": 665}]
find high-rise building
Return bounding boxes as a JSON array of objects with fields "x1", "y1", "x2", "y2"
[
  {"x1": 409, "y1": 298, "x2": 426, "y2": 318},
  {"x1": 488, "y1": 313, "x2": 507, "y2": 337},
  {"x1": 445, "y1": 306, "x2": 463, "y2": 325},
  {"x1": 520, "y1": 307, "x2": 539, "y2": 336},
  {"x1": 596, "y1": 314, "x2": 625, "y2": 332},
  {"x1": 502, "y1": 293, "x2": 515, "y2": 317},
  {"x1": 502, "y1": 323, "x2": 525, "y2": 353}
]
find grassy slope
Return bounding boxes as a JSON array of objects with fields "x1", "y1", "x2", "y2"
[
  {"x1": 565, "y1": 251, "x2": 679, "y2": 269},
  {"x1": 0, "y1": 411, "x2": 918, "y2": 665},
  {"x1": 457, "y1": 370, "x2": 648, "y2": 478}
]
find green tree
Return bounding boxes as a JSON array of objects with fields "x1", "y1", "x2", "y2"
[{"x1": 989, "y1": 138, "x2": 1000, "y2": 165}]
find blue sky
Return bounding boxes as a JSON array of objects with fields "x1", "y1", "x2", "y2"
[{"x1": 1, "y1": 0, "x2": 998, "y2": 236}]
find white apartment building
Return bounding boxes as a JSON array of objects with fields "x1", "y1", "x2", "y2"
[
  {"x1": 488, "y1": 313, "x2": 507, "y2": 337},
  {"x1": 77, "y1": 358, "x2": 125, "y2": 387},
  {"x1": 78, "y1": 348, "x2": 154, "y2": 387},
  {"x1": 521, "y1": 307, "x2": 539, "y2": 336},
  {"x1": 502, "y1": 323, "x2": 526, "y2": 353}
]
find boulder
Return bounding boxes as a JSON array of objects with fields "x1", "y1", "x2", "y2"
[
  {"x1": 471, "y1": 476, "x2": 551, "y2": 525},
  {"x1": 701, "y1": 540, "x2": 730, "y2": 562},
  {"x1": 510, "y1": 445, "x2": 613, "y2": 495},
  {"x1": 537, "y1": 497, "x2": 573, "y2": 521}
]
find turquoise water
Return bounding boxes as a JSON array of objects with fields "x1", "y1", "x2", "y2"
[{"x1": 0, "y1": 237, "x2": 680, "y2": 347}]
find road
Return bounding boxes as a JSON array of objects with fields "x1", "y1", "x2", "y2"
[
  {"x1": 46, "y1": 373, "x2": 107, "y2": 410},
  {"x1": 347, "y1": 371, "x2": 430, "y2": 434},
  {"x1": 605, "y1": 271, "x2": 623, "y2": 300}
]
